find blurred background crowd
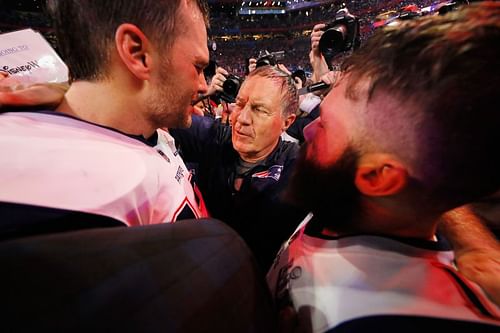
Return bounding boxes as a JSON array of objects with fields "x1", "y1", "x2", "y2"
[{"x1": 1, "y1": 0, "x2": 438, "y2": 76}]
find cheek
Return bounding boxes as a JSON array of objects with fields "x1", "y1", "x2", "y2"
[
  {"x1": 229, "y1": 111, "x2": 238, "y2": 126},
  {"x1": 303, "y1": 119, "x2": 319, "y2": 143},
  {"x1": 309, "y1": 126, "x2": 349, "y2": 167},
  {"x1": 258, "y1": 117, "x2": 282, "y2": 136}
]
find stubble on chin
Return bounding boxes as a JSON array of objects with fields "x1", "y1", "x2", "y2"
[
  {"x1": 285, "y1": 145, "x2": 362, "y2": 230},
  {"x1": 147, "y1": 86, "x2": 194, "y2": 130}
]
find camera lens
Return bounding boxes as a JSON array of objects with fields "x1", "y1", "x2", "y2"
[
  {"x1": 223, "y1": 78, "x2": 239, "y2": 96},
  {"x1": 220, "y1": 74, "x2": 242, "y2": 103},
  {"x1": 319, "y1": 24, "x2": 348, "y2": 57}
]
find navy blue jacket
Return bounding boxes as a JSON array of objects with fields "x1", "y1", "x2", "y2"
[{"x1": 170, "y1": 116, "x2": 308, "y2": 269}]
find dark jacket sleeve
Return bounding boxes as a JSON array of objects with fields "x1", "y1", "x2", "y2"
[
  {"x1": 286, "y1": 104, "x2": 320, "y2": 144},
  {"x1": 169, "y1": 115, "x2": 230, "y2": 162}
]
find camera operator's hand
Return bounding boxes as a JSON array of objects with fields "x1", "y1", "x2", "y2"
[
  {"x1": 311, "y1": 23, "x2": 326, "y2": 56},
  {"x1": 206, "y1": 67, "x2": 229, "y2": 97},
  {"x1": 310, "y1": 24, "x2": 330, "y2": 83},
  {"x1": 277, "y1": 63, "x2": 292, "y2": 76},
  {"x1": 248, "y1": 58, "x2": 257, "y2": 73},
  {"x1": 0, "y1": 82, "x2": 68, "y2": 109},
  {"x1": 312, "y1": 70, "x2": 339, "y2": 97}
]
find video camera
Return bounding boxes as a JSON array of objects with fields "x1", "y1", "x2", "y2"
[
  {"x1": 255, "y1": 50, "x2": 285, "y2": 68},
  {"x1": 319, "y1": 7, "x2": 360, "y2": 61}
]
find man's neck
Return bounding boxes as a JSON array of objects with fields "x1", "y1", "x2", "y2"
[
  {"x1": 56, "y1": 80, "x2": 154, "y2": 138},
  {"x1": 321, "y1": 200, "x2": 440, "y2": 241}
]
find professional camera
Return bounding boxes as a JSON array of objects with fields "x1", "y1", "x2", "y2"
[
  {"x1": 220, "y1": 74, "x2": 243, "y2": 103},
  {"x1": 319, "y1": 7, "x2": 360, "y2": 60},
  {"x1": 255, "y1": 50, "x2": 285, "y2": 68}
]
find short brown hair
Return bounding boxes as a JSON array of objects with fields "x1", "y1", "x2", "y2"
[
  {"x1": 342, "y1": 2, "x2": 500, "y2": 205},
  {"x1": 47, "y1": 0, "x2": 209, "y2": 81}
]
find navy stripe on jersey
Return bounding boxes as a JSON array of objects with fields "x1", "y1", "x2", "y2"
[
  {"x1": 172, "y1": 197, "x2": 198, "y2": 221},
  {"x1": 304, "y1": 216, "x2": 451, "y2": 251}
]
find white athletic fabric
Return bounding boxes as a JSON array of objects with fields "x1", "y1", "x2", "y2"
[
  {"x1": 267, "y1": 218, "x2": 500, "y2": 332},
  {"x1": 0, "y1": 111, "x2": 207, "y2": 225}
]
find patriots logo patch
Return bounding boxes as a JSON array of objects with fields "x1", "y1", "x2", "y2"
[{"x1": 252, "y1": 165, "x2": 283, "y2": 181}]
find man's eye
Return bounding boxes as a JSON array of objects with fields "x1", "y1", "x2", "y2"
[
  {"x1": 195, "y1": 65, "x2": 204, "y2": 73},
  {"x1": 254, "y1": 107, "x2": 269, "y2": 115}
]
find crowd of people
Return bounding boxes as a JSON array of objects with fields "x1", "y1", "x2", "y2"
[
  {"x1": 1, "y1": 0, "x2": 450, "y2": 75},
  {"x1": 0, "y1": 0, "x2": 499, "y2": 331}
]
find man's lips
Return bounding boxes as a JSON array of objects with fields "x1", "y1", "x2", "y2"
[{"x1": 235, "y1": 129, "x2": 252, "y2": 139}]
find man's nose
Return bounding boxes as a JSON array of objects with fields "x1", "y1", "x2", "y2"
[
  {"x1": 237, "y1": 106, "x2": 252, "y2": 125},
  {"x1": 303, "y1": 118, "x2": 319, "y2": 142},
  {"x1": 198, "y1": 72, "x2": 208, "y2": 95}
]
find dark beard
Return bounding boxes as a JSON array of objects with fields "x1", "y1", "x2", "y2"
[{"x1": 285, "y1": 145, "x2": 361, "y2": 233}]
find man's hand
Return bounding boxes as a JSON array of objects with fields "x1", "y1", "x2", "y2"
[
  {"x1": 248, "y1": 58, "x2": 257, "y2": 73},
  {"x1": 205, "y1": 67, "x2": 228, "y2": 97},
  {"x1": 312, "y1": 70, "x2": 340, "y2": 97},
  {"x1": 0, "y1": 83, "x2": 68, "y2": 109},
  {"x1": 277, "y1": 63, "x2": 292, "y2": 76},
  {"x1": 310, "y1": 23, "x2": 325, "y2": 58},
  {"x1": 309, "y1": 24, "x2": 330, "y2": 83},
  {"x1": 439, "y1": 205, "x2": 500, "y2": 306},
  {"x1": 452, "y1": 247, "x2": 500, "y2": 305}
]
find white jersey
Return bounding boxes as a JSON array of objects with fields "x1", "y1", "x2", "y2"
[
  {"x1": 267, "y1": 219, "x2": 500, "y2": 332},
  {"x1": 0, "y1": 111, "x2": 207, "y2": 225}
]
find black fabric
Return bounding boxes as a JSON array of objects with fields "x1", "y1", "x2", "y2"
[
  {"x1": 286, "y1": 104, "x2": 320, "y2": 143},
  {"x1": 0, "y1": 219, "x2": 276, "y2": 332},
  {"x1": 170, "y1": 116, "x2": 308, "y2": 270},
  {"x1": 326, "y1": 314, "x2": 500, "y2": 333},
  {"x1": 303, "y1": 215, "x2": 452, "y2": 251},
  {"x1": 0, "y1": 201, "x2": 126, "y2": 241}
]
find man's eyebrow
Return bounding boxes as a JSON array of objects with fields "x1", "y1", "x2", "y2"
[
  {"x1": 235, "y1": 96, "x2": 248, "y2": 104},
  {"x1": 195, "y1": 57, "x2": 209, "y2": 68},
  {"x1": 249, "y1": 100, "x2": 269, "y2": 108},
  {"x1": 251, "y1": 102, "x2": 267, "y2": 109}
]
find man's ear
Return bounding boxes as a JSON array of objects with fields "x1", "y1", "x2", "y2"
[
  {"x1": 282, "y1": 113, "x2": 297, "y2": 131},
  {"x1": 115, "y1": 23, "x2": 152, "y2": 81},
  {"x1": 354, "y1": 154, "x2": 408, "y2": 197}
]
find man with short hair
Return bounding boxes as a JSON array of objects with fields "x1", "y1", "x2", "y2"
[
  {"x1": 0, "y1": 0, "x2": 211, "y2": 224},
  {"x1": 171, "y1": 65, "x2": 308, "y2": 269},
  {"x1": 268, "y1": 3, "x2": 500, "y2": 331}
]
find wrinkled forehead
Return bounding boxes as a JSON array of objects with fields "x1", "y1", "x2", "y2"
[{"x1": 241, "y1": 75, "x2": 283, "y2": 96}]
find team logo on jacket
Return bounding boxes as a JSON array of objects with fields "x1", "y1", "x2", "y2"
[{"x1": 252, "y1": 165, "x2": 283, "y2": 181}]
